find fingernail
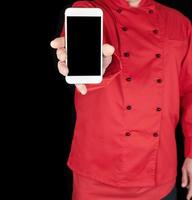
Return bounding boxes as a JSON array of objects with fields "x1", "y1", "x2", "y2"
[
  {"x1": 50, "y1": 41, "x2": 54, "y2": 47},
  {"x1": 81, "y1": 88, "x2": 87, "y2": 95},
  {"x1": 81, "y1": 91, "x2": 87, "y2": 95}
]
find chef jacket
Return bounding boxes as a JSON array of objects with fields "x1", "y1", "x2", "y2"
[{"x1": 60, "y1": 0, "x2": 192, "y2": 189}]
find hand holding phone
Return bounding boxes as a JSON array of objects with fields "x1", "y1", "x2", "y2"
[
  {"x1": 51, "y1": 37, "x2": 115, "y2": 95},
  {"x1": 50, "y1": 8, "x2": 115, "y2": 95}
]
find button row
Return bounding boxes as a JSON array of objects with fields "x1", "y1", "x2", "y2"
[
  {"x1": 125, "y1": 132, "x2": 159, "y2": 137},
  {"x1": 123, "y1": 52, "x2": 161, "y2": 58},
  {"x1": 121, "y1": 27, "x2": 159, "y2": 35},
  {"x1": 126, "y1": 106, "x2": 162, "y2": 111},
  {"x1": 125, "y1": 77, "x2": 163, "y2": 83},
  {"x1": 116, "y1": 8, "x2": 154, "y2": 15}
]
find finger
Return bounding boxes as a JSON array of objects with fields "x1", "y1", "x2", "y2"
[
  {"x1": 186, "y1": 181, "x2": 192, "y2": 200},
  {"x1": 189, "y1": 170, "x2": 192, "y2": 185},
  {"x1": 75, "y1": 84, "x2": 87, "y2": 95},
  {"x1": 103, "y1": 56, "x2": 112, "y2": 71},
  {"x1": 50, "y1": 37, "x2": 65, "y2": 49},
  {"x1": 182, "y1": 168, "x2": 188, "y2": 188},
  {"x1": 188, "y1": 171, "x2": 192, "y2": 189},
  {"x1": 56, "y1": 48, "x2": 66, "y2": 61},
  {"x1": 102, "y1": 44, "x2": 115, "y2": 57},
  {"x1": 58, "y1": 61, "x2": 69, "y2": 76}
]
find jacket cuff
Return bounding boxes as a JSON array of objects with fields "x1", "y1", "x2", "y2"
[{"x1": 84, "y1": 52, "x2": 122, "y2": 92}]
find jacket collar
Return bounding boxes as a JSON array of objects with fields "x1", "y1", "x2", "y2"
[{"x1": 100, "y1": 0, "x2": 156, "y2": 10}]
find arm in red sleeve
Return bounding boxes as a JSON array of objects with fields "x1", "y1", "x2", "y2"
[
  {"x1": 180, "y1": 20, "x2": 192, "y2": 159},
  {"x1": 60, "y1": 1, "x2": 122, "y2": 92}
]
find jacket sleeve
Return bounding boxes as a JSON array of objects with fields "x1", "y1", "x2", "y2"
[
  {"x1": 60, "y1": 0, "x2": 122, "y2": 92},
  {"x1": 180, "y1": 20, "x2": 192, "y2": 159}
]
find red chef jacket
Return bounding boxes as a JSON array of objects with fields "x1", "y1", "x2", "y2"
[{"x1": 60, "y1": 0, "x2": 192, "y2": 198}]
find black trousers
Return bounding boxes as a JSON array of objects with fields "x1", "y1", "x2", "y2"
[{"x1": 161, "y1": 185, "x2": 177, "y2": 200}]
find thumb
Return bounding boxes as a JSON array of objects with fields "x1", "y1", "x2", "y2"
[
  {"x1": 181, "y1": 168, "x2": 188, "y2": 187},
  {"x1": 102, "y1": 44, "x2": 115, "y2": 57},
  {"x1": 75, "y1": 84, "x2": 87, "y2": 95}
]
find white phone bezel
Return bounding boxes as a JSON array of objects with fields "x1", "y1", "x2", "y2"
[{"x1": 64, "y1": 8, "x2": 103, "y2": 84}]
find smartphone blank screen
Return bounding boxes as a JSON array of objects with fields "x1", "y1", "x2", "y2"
[{"x1": 67, "y1": 16, "x2": 101, "y2": 76}]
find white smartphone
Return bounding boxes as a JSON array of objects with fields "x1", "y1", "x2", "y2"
[{"x1": 65, "y1": 8, "x2": 103, "y2": 84}]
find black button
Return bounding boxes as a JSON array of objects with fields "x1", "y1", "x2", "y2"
[
  {"x1": 156, "y1": 78, "x2": 162, "y2": 83},
  {"x1": 126, "y1": 77, "x2": 132, "y2": 82},
  {"x1": 125, "y1": 132, "x2": 131, "y2": 136},
  {"x1": 124, "y1": 52, "x2": 130, "y2": 57},
  {"x1": 127, "y1": 105, "x2": 132, "y2": 110},
  {"x1": 153, "y1": 29, "x2": 159, "y2": 34},
  {"x1": 117, "y1": 8, "x2": 122, "y2": 13},
  {"x1": 156, "y1": 53, "x2": 161, "y2": 58},
  {"x1": 148, "y1": 9, "x2": 154, "y2": 14},
  {"x1": 156, "y1": 107, "x2": 161, "y2": 111},
  {"x1": 153, "y1": 132, "x2": 159, "y2": 137},
  {"x1": 122, "y1": 26, "x2": 128, "y2": 31}
]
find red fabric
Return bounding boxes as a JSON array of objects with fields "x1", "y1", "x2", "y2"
[
  {"x1": 61, "y1": 0, "x2": 192, "y2": 196},
  {"x1": 72, "y1": 172, "x2": 175, "y2": 200}
]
